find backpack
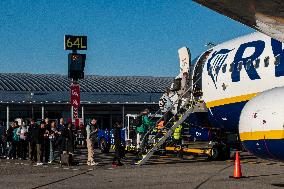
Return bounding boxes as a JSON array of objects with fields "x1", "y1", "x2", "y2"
[
  {"x1": 132, "y1": 115, "x2": 142, "y2": 126},
  {"x1": 13, "y1": 128, "x2": 20, "y2": 142}
]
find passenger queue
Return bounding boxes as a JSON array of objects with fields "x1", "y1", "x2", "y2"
[{"x1": 0, "y1": 118, "x2": 77, "y2": 166}]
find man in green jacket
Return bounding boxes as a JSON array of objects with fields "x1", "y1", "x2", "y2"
[{"x1": 136, "y1": 109, "x2": 150, "y2": 150}]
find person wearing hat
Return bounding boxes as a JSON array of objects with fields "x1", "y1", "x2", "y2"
[{"x1": 136, "y1": 109, "x2": 150, "y2": 151}]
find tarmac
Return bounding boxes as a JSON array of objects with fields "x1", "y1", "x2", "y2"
[{"x1": 0, "y1": 149, "x2": 283, "y2": 189}]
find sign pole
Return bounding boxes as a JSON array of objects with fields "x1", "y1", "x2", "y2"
[{"x1": 65, "y1": 34, "x2": 87, "y2": 127}]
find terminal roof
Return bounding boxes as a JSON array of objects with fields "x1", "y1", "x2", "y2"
[{"x1": 0, "y1": 73, "x2": 173, "y2": 104}]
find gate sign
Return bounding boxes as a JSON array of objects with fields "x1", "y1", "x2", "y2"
[
  {"x1": 64, "y1": 35, "x2": 87, "y2": 50},
  {"x1": 71, "y1": 84, "x2": 80, "y2": 118}
]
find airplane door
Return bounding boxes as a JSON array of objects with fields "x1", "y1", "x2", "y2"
[{"x1": 192, "y1": 50, "x2": 212, "y2": 96}]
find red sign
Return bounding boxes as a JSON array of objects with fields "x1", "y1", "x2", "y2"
[
  {"x1": 71, "y1": 84, "x2": 80, "y2": 118},
  {"x1": 74, "y1": 118, "x2": 80, "y2": 128}
]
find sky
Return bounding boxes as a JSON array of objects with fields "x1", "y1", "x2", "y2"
[{"x1": 0, "y1": 0, "x2": 254, "y2": 77}]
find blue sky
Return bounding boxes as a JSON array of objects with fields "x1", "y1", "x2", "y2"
[{"x1": 0, "y1": 1, "x2": 254, "y2": 77}]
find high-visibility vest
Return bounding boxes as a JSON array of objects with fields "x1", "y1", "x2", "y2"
[{"x1": 173, "y1": 124, "x2": 182, "y2": 140}]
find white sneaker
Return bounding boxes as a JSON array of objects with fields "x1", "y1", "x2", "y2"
[
  {"x1": 48, "y1": 161, "x2": 53, "y2": 164},
  {"x1": 89, "y1": 162, "x2": 98, "y2": 166},
  {"x1": 36, "y1": 162, "x2": 43, "y2": 166},
  {"x1": 6, "y1": 157, "x2": 10, "y2": 160}
]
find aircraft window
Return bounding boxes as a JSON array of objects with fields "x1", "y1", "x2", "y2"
[
  {"x1": 264, "y1": 56, "x2": 269, "y2": 67},
  {"x1": 274, "y1": 54, "x2": 280, "y2": 66},
  {"x1": 254, "y1": 59, "x2": 260, "y2": 68},
  {"x1": 229, "y1": 62, "x2": 234, "y2": 72},
  {"x1": 222, "y1": 64, "x2": 227, "y2": 73},
  {"x1": 245, "y1": 59, "x2": 251, "y2": 70},
  {"x1": 237, "y1": 61, "x2": 243, "y2": 71},
  {"x1": 208, "y1": 66, "x2": 212, "y2": 73}
]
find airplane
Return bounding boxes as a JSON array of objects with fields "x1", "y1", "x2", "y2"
[
  {"x1": 193, "y1": 0, "x2": 284, "y2": 161},
  {"x1": 174, "y1": 1, "x2": 284, "y2": 161},
  {"x1": 196, "y1": 32, "x2": 284, "y2": 161}
]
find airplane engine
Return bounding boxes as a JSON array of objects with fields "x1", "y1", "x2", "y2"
[{"x1": 239, "y1": 87, "x2": 284, "y2": 161}]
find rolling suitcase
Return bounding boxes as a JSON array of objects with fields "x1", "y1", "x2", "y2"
[
  {"x1": 60, "y1": 152, "x2": 73, "y2": 166},
  {"x1": 60, "y1": 138, "x2": 73, "y2": 166}
]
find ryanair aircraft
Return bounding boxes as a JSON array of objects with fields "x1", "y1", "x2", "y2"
[
  {"x1": 191, "y1": 0, "x2": 284, "y2": 161},
  {"x1": 160, "y1": 0, "x2": 284, "y2": 161},
  {"x1": 195, "y1": 32, "x2": 284, "y2": 161}
]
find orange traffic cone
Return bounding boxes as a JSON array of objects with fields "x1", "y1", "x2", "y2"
[{"x1": 233, "y1": 151, "x2": 242, "y2": 179}]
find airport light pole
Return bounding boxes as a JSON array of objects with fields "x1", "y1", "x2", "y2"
[{"x1": 64, "y1": 35, "x2": 87, "y2": 127}]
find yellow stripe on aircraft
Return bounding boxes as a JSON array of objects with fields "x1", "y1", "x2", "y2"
[
  {"x1": 240, "y1": 130, "x2": 284, "y2": 141},
  {"x1": 206, "y1": 93, "x2": 258, "y2": 108}
]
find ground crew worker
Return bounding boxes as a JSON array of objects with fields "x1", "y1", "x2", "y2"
[{"x1": 173, "y1": 115, "x2": 183, "y2": 146}]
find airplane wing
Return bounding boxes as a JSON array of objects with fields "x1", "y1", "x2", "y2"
[{"x1": 193, "y1": 0, "x2": 284, "y2": 42}]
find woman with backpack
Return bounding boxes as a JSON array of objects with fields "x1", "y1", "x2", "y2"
[
  {"x1": 7, "y1": 122, "x2": 20, "y2": 159},
  {"x1": 12, "y1": 121, "x2": 20, "y2": 159}
]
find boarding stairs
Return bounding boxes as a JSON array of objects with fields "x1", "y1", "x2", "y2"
[
  {"x1": 135, "y1": 106, "x2": 194, "y2": 165},
  {"x1": 135, "y1": 77, "x2": 207, "y2": 165}
]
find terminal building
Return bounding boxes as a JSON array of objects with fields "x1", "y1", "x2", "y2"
[{"x1": 0, "y1": 73, "x2": 172, "y2": 128}]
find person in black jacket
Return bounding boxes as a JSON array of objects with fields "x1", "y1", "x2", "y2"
[
  {"x1": 65, "y1": 123, "x2": 75, "y2": 154},
  {"x1": 6, "y1": 123, "x2": 15, "y2": 159},
  {"x1": 0, "y1": 121, "x2": 6, "y2": 158},
  {"x1": 36, "y1": 121, "x2": 46, "y2": 165},
  {"x1": 112, "y1": 121, "x2": 124, "y2": 166},
  {"x1": 56, "y1": 118, "x2": 66, "y2": 159},
  {"x1": 28, "y1": 119, "x2": 38, "y2": 162}
]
